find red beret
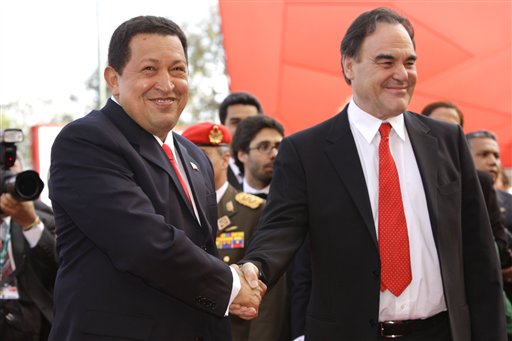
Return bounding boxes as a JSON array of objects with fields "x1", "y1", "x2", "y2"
[{"x1": 181, "y1": 122, "x2": 232, "y2": 146}]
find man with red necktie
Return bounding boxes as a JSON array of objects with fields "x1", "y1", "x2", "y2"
[
  {"x1": 48, "y1": 15, "x2": 265, "y2": 341},
  {"x1": 232, "y1": 7, "x2": 506, "y2": 341}
]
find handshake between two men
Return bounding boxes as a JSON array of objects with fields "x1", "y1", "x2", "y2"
[{"x1": 229, "y1": 263, "x2": 267, "y2": 320}]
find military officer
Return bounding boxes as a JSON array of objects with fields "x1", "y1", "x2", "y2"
[
  {"x1": 182, "y1": 122, "x2": 289, "y2": 341},
  {"x1": 181, "y1": 122, "x2": 265, "y2": 265}
]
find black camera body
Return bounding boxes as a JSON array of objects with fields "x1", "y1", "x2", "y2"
[{"x1": 0, "y1": 129, "x2": 44, "y2": 201}]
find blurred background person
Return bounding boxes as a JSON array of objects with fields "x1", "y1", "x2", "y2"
[
  {"x1": 231, "y1": 115, "x2": 284, "y2": 199},
  {"x1": 466, "y1": 131, "x2": 512, "y2": 234},
  {"x1": 0, "y1": 154, "x2": 56, "y2": 341},
  {"x1": 496, "y1": 167, "x2": 512, "y2": 234},
  {"x1": 421, "y1": 101, "x2": 464, "y2": 126},
  {"x1": 496, "y1": 168, "x2": 512, "y2": 194},
  {"x1": 182, "y1": 122, "x2": 289, "y2": 340},
  {"x1": 218, "y1": 92, "x2": 264, "y2": 190}
]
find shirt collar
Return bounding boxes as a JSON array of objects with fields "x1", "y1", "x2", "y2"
[
  {"x1": 216, "y1": 181, "x2": 229, "y2": 204},
  {"x1": 155, "y1": 132, "x2": 177, "y2": 157},
  {"x1": 347, "y1": 98, "x2": 406, "y2": 143},
  {"x1": 243, "y1": 178, "x2": 270, "y2": 195}
]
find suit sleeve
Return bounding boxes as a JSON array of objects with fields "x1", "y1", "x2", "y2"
[
  {"x1": 243, "y1": 137, "x2": 309, "y2": 287},
  {"x1": 49, "y1": 119, "x2": 232, "y2": 317}
]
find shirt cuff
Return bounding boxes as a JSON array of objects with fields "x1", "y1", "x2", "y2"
[
  {"x1": 22, "y1": 222, "x2": 44, "y2": 247},
  {"x1": 226, "y1": 266, "x2": 241, "y2": 316}
]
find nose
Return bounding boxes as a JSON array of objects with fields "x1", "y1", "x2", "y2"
[
  {"x1": 487, "y1": 154, "x2": 498, "y2": 165},
  {"x1": 392, "y1": 64, "x2": 408, "y2": 82},
  {"x1": 155, "y1": 71, "x2": 175, "y2": 92}
]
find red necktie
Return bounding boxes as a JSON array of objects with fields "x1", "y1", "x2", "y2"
[
  {"x1": 378, "y1": 123, "x2": 411, "y2": 296},
  {"x1": 162, "y1": 144, "x2": 192, "y2": 204}
]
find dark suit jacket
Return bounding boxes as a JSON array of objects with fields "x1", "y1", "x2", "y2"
[
  {"x1": 498, "y1": 189, "x2": 512, "y2": 233},
  {"x1": 477, "y1": 170, "x2": 511, "y2": 268},
  {"x1": 49, "y1": 99, "x2": 233, "y2": 340},
  {"x1": 4, "y1": 200, "x2": 56, "y2": 338},
  {"x1": 243, "y1": 107, "x2": 506, "y2": 340}
]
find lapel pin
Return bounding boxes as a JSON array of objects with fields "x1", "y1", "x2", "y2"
[{"x1": 190, "y1": 162, "x2": 199, "y2": 171}]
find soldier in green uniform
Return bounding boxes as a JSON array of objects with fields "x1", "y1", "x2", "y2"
[{"x1": 182, "y1": 122, "x2": 290, "y2": 341}]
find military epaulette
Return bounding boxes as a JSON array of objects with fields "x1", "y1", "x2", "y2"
[{"x1": 235, "y1": 192, "x2": 264, "y2": 209}]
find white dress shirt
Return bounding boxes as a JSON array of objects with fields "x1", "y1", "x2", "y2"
[
  {"x1": 347, "y1": 99, "x2": 446, "y2": 321},
  {"x1": 216, "y1": 181, "x2": 229, "y2": 204}
]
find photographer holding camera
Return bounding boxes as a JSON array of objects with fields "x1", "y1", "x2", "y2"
[{"x1": 0, "y1": 131, "x2": 56, "y2": 340}]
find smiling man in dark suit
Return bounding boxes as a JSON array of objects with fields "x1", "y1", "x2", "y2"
[
  {"x1": 48, "y1": 16, "x2": 265, "y2": 341},
  {"x1": 232, "y1": 7, "x2": 506, "y2": 340}
]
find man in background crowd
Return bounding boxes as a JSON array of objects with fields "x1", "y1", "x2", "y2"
[
  {"x1": 231, "y1": 115, "x2": 284, "y2": 199},
  {"x1": 218, "y1": 92, "x2": 264, "y2": 190},
  {"x1": 421, "y1": 101, "x2": 463, "y2": 126},
  {"x1": 0, "y1": 153, "x2": 56, "y2": 340},
  {"x1": 466, "y1": 131, "x2": 512, "y2": 232}
]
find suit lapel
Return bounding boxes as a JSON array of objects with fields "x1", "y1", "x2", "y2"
[
  {"x1": 324, "y1": 109, "x2": 377, "y2": 245},
  {"x1": 404, "y1": 113, "x2": 440, "y2": 241}
]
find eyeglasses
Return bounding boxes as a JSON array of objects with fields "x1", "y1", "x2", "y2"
[{"x1": 247, "y1": 141, "x2": 281, "y2": 154}]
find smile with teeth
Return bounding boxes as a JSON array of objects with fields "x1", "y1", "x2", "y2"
[{"x1": 153, "y1": 98, "x2": 176, "y2": 104}]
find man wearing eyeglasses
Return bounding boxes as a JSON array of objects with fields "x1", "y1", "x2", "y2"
[{"x1": 231, "y1": 115, "x2": 285, "y2": 199}]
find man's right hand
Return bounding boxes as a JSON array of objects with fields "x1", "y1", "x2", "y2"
[{"x1": 229, "y1": 263, "x2": 267, "y2": 320}]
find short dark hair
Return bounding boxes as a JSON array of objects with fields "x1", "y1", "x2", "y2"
[
  {"x1": 422, "y1": 101, "x2": 464, "y2": 127},
  {"x1": 218, "y1": 92, "x2": 263, "y2": 124},
  {"x1": 108, "y1": 16, "x2": 188, "y2": 75},
  {"x1": 340, "y1": 7, "x2": 415, "y2": 84},
  {"x1": 231, "y1": 115, "x2": 284, "y2": 174},
  {"x1": 466, "y1": 130, "x2": 497, "y2": 143}
]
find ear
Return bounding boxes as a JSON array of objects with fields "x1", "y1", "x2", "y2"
[
  {"x1": 104, "y1": 66, "x2": 120, "y2": 96},
  {"x1": 342, "y1": 55, "x2": 355, "y2": 82},
  {"x1": 237, "y1": 150, "x2": 248, "y2": 165},
  {"x1": 221, "y1": 151, "x2": 231, "y2": 168}
]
